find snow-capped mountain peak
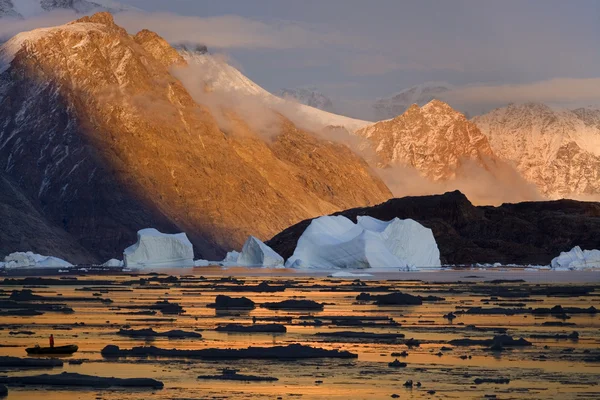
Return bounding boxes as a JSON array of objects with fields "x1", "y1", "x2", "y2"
[{"x1": 473, "y1": 103, "x2": 600, "y2": 198}]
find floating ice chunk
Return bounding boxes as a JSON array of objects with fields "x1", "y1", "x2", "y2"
[
  {"x1": 286, "y1": 215, "x2": 440, "y2": 270},
  {"x1": 123, "y1": 228, "x2": 194, "y2": 268},
  {"x1": 223, "y1": 250, "x2": 240, "y2": 263},
  {"x1": 2, "y1": 251, "x2": 72, "y2": 269},
  {"x1": 102, "y1": 258, "x2": 123, "y2": 267},
  {"x1": 551, "y1": 246, "x2": 600, "y2": 270},
  {"x1": 237, "y1": 236, "x2": 284, "y2": 268},
  {"x1": 328, "y1": 271, "x2": 373, "y2": 278},
  {"x1": 194, "y1": 259, "x2": 209, "y2": 267}
]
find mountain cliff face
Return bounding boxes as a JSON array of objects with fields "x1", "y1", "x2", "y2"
[
  {"x1": 373, "y1": 83, "x2": 452, "y2": 120},
  {"x1": 356, "y1": 100, "x2": 495, "y2": 181},
  {"x1": 0, "y1": 13, "x2": 391, "y2": 261},
  {"x1": 473, "y1": 103, "x2": 600, "y2": 199},
  {"x1": 277, "y1": 88, "x2": 335, "y2": 113}
]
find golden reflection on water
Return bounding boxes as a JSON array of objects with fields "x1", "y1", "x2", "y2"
[{"x1": 1, "y1": 270, "x2": 599, "y2": 399}]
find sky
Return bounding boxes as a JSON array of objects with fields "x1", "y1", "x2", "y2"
[{"x1": 4, "y1": 0, "x2": 600, "y2": 118}]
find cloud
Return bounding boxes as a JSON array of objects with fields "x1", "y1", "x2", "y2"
[
  {"x1": 0, "y1": 11, "x2": 79, "y2": 39},
  {"x1": 114, "y1": 12, "x2": 348, "y2": 50},
  {"x1": 442, "y1": 78, "x2": 600, "y2": 111}
]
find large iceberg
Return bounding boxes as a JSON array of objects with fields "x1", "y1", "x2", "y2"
[
  {"x1": 285, "y1": 215, "x2": 440, "y2": 270},
  {"x1": 237, "y1": 236, "x2": 284, "y2": 268},
  {"x1": 123, "y1": 228, "x2": 194, "y2": 268},
  {"x1": 2, "y1": 252, "x2": 73, "y2": 269},
  {"x1": 551, "y1": 246, "x2": 600, "y2": 270}
]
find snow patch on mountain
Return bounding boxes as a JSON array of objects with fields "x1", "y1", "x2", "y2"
[{"x1": 178, "y1": 49, "x2": 371, "y2": 132}]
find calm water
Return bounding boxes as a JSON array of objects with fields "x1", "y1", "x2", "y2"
[{"x1": 1, "y1": 269, "x2": 599, "y2": 399}]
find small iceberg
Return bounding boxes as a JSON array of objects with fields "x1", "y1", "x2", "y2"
[
  {"x1": 2, "y1": 252, "x2": 72, "y2": 269},
  {"x1": 123, "y1": 228, "x2": 194, "y2": 268},
  {"x1": 102, "y1": 258, "x2": 123, "y2": 267},
  {"x1": 237, "y1": 236, "x2": 284, "y2": 268},
  {"x1": 551, "y1": 246, "x2": 600, "y2": 270}
]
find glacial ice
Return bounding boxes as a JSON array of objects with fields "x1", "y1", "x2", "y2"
[
  {"x1": 123, "y1": 228, "x2": 195, "y2": 268},
  {"x1": 194, "y1": 259, "x2": 210, "y2": 267},
  {"x1": 102, "y1": 258, "x2": 123, "y2": 267},
  {"x1": 551, "y1": 246, "x2": 600, "y2": 270},
  {"x1": 285, "y1": 215, "x2": 440, "y2": 270},
  {"x1": 223, "y1": 250, "x2": 240, "y2": 263},
  {"x1": 236, "y1": 236, "x2": 284, "y2": 268},
  {"x1": 2, "y1": 251, "x2": 72, "y2": 269}
]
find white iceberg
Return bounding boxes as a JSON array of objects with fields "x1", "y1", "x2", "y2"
[
  {"x1": 223, "y1": 250, "x2": 240, "y2": 263},
  {"x1": 551, "y1": 246, "x2": 600, "y2": 270},
  {"x1": 123, "y1": 228, "x2": 195, "y2": 268},
  {"x1": 102, "y1": 258, "x2": 123, "y2": 267},
  {"x1": 194, "y1": 259, "x2": 210, "y2": 267},
  {"x1": 2, "y1": 251, "x2": 73, "y2": 269},
  {"x1": 237, "y1": 236, "x2": 284, "y2": 268},
  {"x1": 328, "y1": 271, "x2": 373, "y2": 278},
  {"x1": 285, "y1": 215, "x2": 440, "y2": 270}
]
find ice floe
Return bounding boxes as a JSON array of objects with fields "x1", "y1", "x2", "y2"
[
  {"x1": 551, "y1": 246, "x2": 600, "y2": 270},
  {"x1": 285, "y1": 215, "x2": 440, "y2": 270},
  {"x1": 123, "y1": 228, "x2": 195, "y2": 268},
  {"x1": 1, "y1": 251, "x2": 72, "y2": 269}
]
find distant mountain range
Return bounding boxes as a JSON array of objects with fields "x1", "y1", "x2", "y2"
[
  {"x1": 372, "y1": 82, "x2": 453, "y2": 120},
  {"x1": 276, "y1": 88, "x2": 335, "y2": 113}
]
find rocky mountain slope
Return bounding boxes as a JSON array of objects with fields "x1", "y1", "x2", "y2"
[
  {"x1": 373, "y1": 82, "x2": 452, "y2": 120},
  {"x1": 0, "y1": 13, "x2": 391, "y2": 262},
  {"x1": 277, "y1": 87, "x2": 335, "y2": 113},
  {"x1": 267, "y1": 190, "x2": 600, "y2": 265},
  {"x1": 473, "y1": 103, "x2": 600, "y2": 199},
  {"x1": 356, "y1": 100, "x2": 495, "y2": 181}
]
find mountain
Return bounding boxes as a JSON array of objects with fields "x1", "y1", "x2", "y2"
[
  {"x1": 0, "y1": 0, "x2": 130, "y2": 18},
  {"x1": 473, "y1": 103, "x2": 600, "y2": 199},
  {"x1": 267, "y1": 190, "x2": 600, "y2": 265},
  {"x1": 0, "y1": 13, "x2": 391, "y2": 262},
  {"x1": 373, "y1": 82, "x2": 452, "y2": 120},
  {"x1": 176, "y1": 47, "x2": 370, "y2": 132},
  {"x1": 277, "y1": 87, "x2": 335, "y2": 113},
  {"x1": 356, "y1": 100, "x2": 495, "y2": 181}
]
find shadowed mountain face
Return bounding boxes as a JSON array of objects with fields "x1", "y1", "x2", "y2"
[
  {"x1": 0, "y1": 13, "x2": 391, "y2": 261},
  {"x1": 267, "y1": 190, "x2": 600, "y2": 265}
]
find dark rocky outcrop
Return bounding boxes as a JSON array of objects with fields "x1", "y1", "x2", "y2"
[
  {"x1": 197, "y1": 368, "x2": 278, "y2": 382},
  {"x1": 117, "y1": 328, "x2": 202, "y2": 338},
  {"x1": 261, "y1": 300, "x2": 324, "y2": 310},
  {"x1": 101, "y1": 343, "x2": 357, "y2": 359},
  {"x1": 0, "y1": 372, "x2": 163, "y2": 388},
  {"x1": 267, "y1": 190, "x2": 600, "y2": 265},
  {"x1": 207, "y1": 295, "x2": 255, "y2": 309},
  {"x1": 215, "y1": 324, "x2": 286, "y2": 333},
  {"x1": 0, "y1": 356, "x2": 63, "y2": 368}
]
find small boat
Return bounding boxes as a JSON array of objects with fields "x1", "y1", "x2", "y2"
[{"x1": 26, "y1": 344, "x2": 78, "y2": 355}]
